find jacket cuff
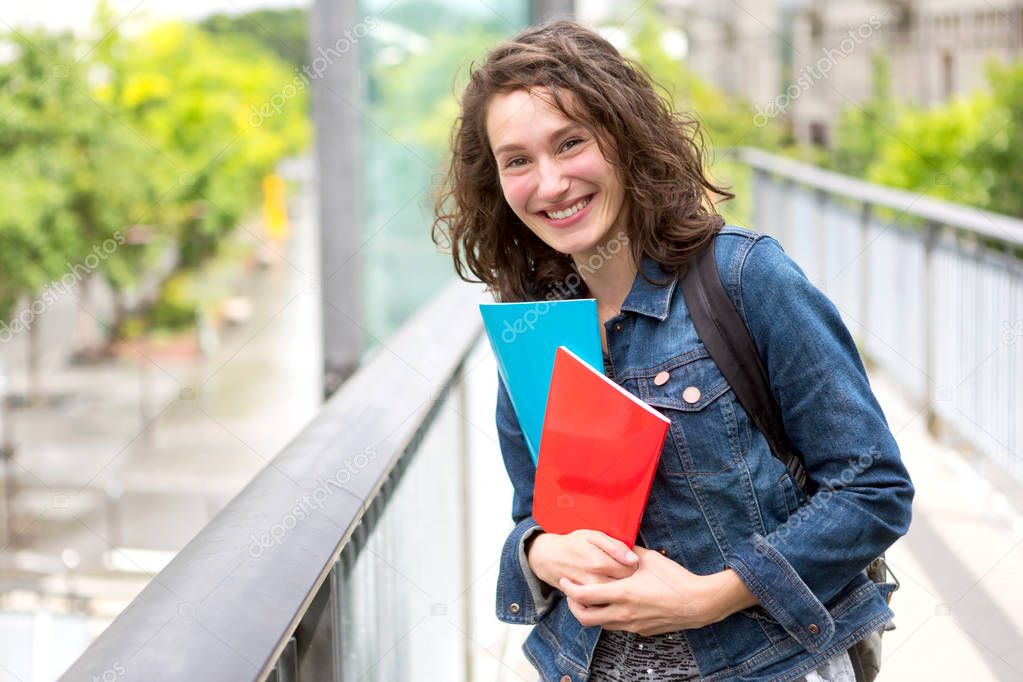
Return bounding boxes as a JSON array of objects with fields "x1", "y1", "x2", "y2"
[
  {"x1": 520, "y1": 526, "x2": 554, "y2": 604},
  {"x1": 496, "y1": 517, "x2": 556, "y2": 623},
  {"x1": 726, "y1": 533, "x2": 835, "y2": 652}
]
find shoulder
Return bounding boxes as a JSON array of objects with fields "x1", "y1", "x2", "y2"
[
  {"x1": 708, "y1": 224, "x2": 793, "y2": 316},
  {"x1": 711, "y1": 224, "x2": 779, "y2": 265}
]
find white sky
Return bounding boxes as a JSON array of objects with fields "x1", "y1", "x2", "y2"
[{"x1": 3, "y1": 0, "x2": 307, "y2": 33}]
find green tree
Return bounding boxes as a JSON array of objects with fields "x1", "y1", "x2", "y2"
[
  {"x1": 0, "y1": 31, "x2": 80, "y2": 320},
  {"x1": 101, "y1": 20, "x2": 309, "y2": 268},
  {"x1": 199, "y1": 8, "x2": 309, "y2": 74},
  {"x1": 971, "y1": 60, "x2": 1023, "y2": 218},
  {"x1": 865, "y1": 93, "x2": 992, "y2": 209},
  {"x1": 831, "y1": 52, "x2": 898, "y2": 176}
]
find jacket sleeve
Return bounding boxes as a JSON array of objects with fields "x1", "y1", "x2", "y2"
[
  {"x1": 723, "y1": 235, "x2": 915, "y2": 652},
  {"x1": 494, "y1": 372, "x2": 558, "y2": 624}
]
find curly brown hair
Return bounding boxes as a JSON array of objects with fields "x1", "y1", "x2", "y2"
[{"x1": 432, "y1": 20, "x2": 733, "y2": 303}]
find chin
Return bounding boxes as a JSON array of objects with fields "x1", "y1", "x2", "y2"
[{"x1": 544, "y1": 234, "x2": 600, "y2": 257}]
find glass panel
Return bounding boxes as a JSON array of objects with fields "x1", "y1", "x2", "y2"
[
  {"x1": 359, "y1": 1, "x2": 530, "y2": 343},
  {"x1": 335, "y1": 380, "x2": 468, "y2": 681}
]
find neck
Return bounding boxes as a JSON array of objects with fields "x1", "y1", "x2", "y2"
[{"x1": 571, "y1": 228, "x2": 637, "y2": 319}]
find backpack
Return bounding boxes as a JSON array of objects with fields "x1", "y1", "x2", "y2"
[{"x1": 679, "y1": 236, "x2": 897, "y2": 682}]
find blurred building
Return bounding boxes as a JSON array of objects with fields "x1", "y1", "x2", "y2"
[{"x1": 665, "y1": 0, "x2": 1023, "y2": 145}]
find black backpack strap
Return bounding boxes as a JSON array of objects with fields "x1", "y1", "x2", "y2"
[{"x1": 680, "y1": 237, "x2": 814, "y2": 494}]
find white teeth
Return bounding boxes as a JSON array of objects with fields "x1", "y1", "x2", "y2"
[{"x1": 545, "y1": 195, "x2": 591, "y2": 220}]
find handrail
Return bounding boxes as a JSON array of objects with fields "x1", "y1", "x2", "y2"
[
  {"x1": 732, "y1": 146, "x2": 1023, "y2": 248},
  {"x1": 732, "y1": 145, "x2": 1023, "y2": 494},
  {"x1": 59, "y1": 278, "x2": 490, "y2": 681}
]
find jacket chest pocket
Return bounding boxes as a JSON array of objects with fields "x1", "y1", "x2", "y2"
[{"x1": 634, "y1": 351, "x2": 749, "y2": 476}]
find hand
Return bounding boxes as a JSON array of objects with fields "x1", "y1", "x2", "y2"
[
  {"x1": 526, "y1": 529, "x2": 640, "y2": 591},
  {"x1": 558, "y1": 547, "x2": 757, "y2": 636}
]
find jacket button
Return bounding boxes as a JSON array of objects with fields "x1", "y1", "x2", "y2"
[
  {"x1": 658, "y1": 547, "x2": 668, "y2": 556},
  {"x1": 682, "y1": 386, "x2": 701, "y2": 403},
  {"x1": 653, "y1": 371, "x2": 670, "y2": 386},
  {"x1": 613, "y1": 323, "x2": 623, "y2": 332},
  {"x1": 509, "y1": 603, "x2": 520, "y2": 615},
  {"x1": 807, "y1": 623, "x2": 820, "y2": 635},
  {"x1": 560, "y1": 676, "x2": 572, "y2": 682}
]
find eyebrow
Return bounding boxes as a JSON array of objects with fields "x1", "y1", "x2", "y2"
[{"x1": 493, "y1": 124, "x2": 583, "y2": 157}]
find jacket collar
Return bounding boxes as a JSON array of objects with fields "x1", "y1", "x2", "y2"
[{"x1": 619, "y1": 254, "x2": 677, "y2": 321}]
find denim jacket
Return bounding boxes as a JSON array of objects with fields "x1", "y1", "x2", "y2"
[{"x1": 494, "y1": 226, "x2": 914, "y2": 682}]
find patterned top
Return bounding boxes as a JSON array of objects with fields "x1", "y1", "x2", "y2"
[
  {"x1": 588, "y1": 628, "x2": 857, "y2": 681},
  {"x1": 589, "y1": 628, "x2": 700, "y2": 680}
]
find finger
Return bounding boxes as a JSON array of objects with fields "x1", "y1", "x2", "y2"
[
  {"x1": 587, "y1": 532, "x2": 639, "y2": 566},
  {"x1": 559, "y1": 576, "x2": 583, "y2": 601},
  {"x1": 560, "y1": 577, "x2": 617, "y2": 607},
  {"x1": 578, "y1": 546, "x2": 635, "y2": 581},
  {"x1": 566, "y1": 597, "x2": 614, "y2": 628},
  {"x1": 596, "y1": 558, "x2": 638, "y2": 580}
]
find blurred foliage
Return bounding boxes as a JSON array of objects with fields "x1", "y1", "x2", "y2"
[
  {"x1": 616, "y1": 5, "x2": 784, "y2": 155},
  {"x1": 147, "y1": 271, "x2": 198, "y2": 331},
  {"x1": 0, "y1": 29, "x2": 146, "y2": 319},
  {"x1": 0, "y1": 3, "x2": 309, "y2": 338},
  {"x1": 601, "y1": 4, "x2": 787, "y2": 228},
  {"x1": 199, "y1": 8, "x2": 309, "y2": 73},
  {"x1": 831, "y1": 53, "x2": 897, "y2": 177},
  {"x1": 829, "y1": 53, "x2": 1023, "y2": 220},
  {"x1": 96, "y1": 17, "x2": 310, "y2": 268},
  {"x1": 969, "y1": 61, "x2": 1023, "y2": 218},
  {"x1": 865, "y1": 94, "x2": 993, "y2": 209}
]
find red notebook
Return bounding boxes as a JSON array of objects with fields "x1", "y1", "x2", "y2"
[{"x1": 532, "y1": 346, "x2": 671, "y2": 546}]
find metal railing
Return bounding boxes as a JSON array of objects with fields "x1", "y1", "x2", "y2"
[
  {"x1": 738, "y1": 147, "x2": 1023, "y2": 488},
  {"x1": 59, "y1": 279, "x2": 489, "y2": 682}
]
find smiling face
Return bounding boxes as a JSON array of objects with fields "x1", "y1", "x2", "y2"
[{"x1": 486, "y1": 88, "x2": 628, "y2": 259}]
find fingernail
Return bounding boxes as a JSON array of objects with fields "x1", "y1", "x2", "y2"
[{"x1": 626, "y1": 551, "x2": 639, "y2": 562}]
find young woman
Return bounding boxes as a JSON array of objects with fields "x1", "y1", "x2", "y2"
[{"x1": 433, "y1": 20, "x2": 914, "y2": 682}]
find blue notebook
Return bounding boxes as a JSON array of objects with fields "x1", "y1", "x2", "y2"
[{"x1": 480, "y1": 299, "x2": 603, "y2": 464}]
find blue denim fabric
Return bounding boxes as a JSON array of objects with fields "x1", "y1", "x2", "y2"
[{"x1": 493, "y1": 226, "x2": 914, "y2": 682}]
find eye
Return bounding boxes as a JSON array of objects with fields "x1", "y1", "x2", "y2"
[
  {"x1": 561, "y1": 137, "x2": 585, "y2": 152},
  {"x1": 504, "y1": 157, "x2": 527, "y2": 169}
]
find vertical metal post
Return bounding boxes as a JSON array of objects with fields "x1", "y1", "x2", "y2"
[
  {"x1": 923, "y1": 220, "x2": 940, "y2": 435},
  {"x1": 858, "y1": 202, "x2": 872, "y2": 346},
  {"x1": 0, "y1": 358, "x2": 12, "y2": 548},
  {"x1": 312, "y1": 0, "x2": 364, "y2": 399},
  {"x1": 751, "y1": 168, "x2": 766, "y2": 232},
  {"x1": 779, "y1": 178, "x2": 794, "y2": 247},
  {"x1": 296, "y1": 567, "x2": 339, "y2": 681},
  {"x1": 815, "y1": 188, "x2": 828, "y2": 288},
  {"x1": 456, "y1": 367, "x2": 473, "y2": 682}
]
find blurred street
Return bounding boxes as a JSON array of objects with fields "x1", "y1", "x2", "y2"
[{"x1": 0, "y1": 162, "x2": 321, "y2": 678}]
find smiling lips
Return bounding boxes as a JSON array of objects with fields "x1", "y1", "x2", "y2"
[{"x1": 541, "y1": 194, "x2": 594, "y2": 221}]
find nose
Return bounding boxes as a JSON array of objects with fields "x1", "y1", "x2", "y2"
[{"x1": 536, "y1": 158, "x2": 569, "y2": 203}]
